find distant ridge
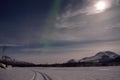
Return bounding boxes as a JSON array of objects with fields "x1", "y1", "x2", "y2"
[
  {"x1": 15, "y1": 51, "x2": 120, "y2": 67},
  {"x1": 79, "y1": 51, "x2": 120, "y2": 63},
  {"x1": 1, "y1": 51, "x2": 120, "y2": 68},
  {"x1": 0, "y1": 56, "x2": 35, "y2": 67}
]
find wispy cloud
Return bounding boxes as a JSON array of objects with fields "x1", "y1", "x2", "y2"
[
  {"x1": 21, "y1": 39, "x2": 120, "y2": 54},
  {"x1": 0, "y1": 0, "x2": 120, "y2": 63},
  {"x1": 17, "y1": 39, "x2": 120, "y2": 63},
  {"x1": 0, "y1": 43, "x2": 21, "y2": 47}
]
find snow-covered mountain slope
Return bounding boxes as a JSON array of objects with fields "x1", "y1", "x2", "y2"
[{"x1": 80, "y1": 51, "x2": 120, "y2": 63}]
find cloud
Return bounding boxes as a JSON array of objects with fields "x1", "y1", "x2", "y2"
[
  {"x1": 0, "y1": 43, "x2": 21, "y2": 47},
  {"x1": 21, "y1": 38, "x2": 120, "y2": 54},
  {"x1": 17, "y1": 38, "x2": 120, "y2": 63},
  {"x1": 52, "y1": 2, "x2": 120, "y2": 43},
  {"x1": 57, "y1": 0, "x2": 120, "y2": 20},
  {"x1": 1, "y1": 0, "x2": 120, "y2": 64}
]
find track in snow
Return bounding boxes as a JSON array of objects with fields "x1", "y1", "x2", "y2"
[{"x1": 31, "y1": 70, "x2": 53, "y2": 80}]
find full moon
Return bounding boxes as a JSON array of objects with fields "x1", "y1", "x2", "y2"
[{"x1": 95, "y1": 1, "x2": 107, "y2": 11}]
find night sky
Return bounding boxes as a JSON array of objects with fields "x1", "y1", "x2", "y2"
[{"x1": 0, "y1": 0, "x2": 120, "y2": 64}]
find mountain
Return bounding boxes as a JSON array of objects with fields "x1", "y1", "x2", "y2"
[
  {"x1": 67, "y1": 59, "x2": 77, "y2": 63},
  {"x1": 79, "y1": 51, "x2": 120, "y2": 63},
  {"x1": 0, "y1": 56, "x2": 35, "y2": 67}
]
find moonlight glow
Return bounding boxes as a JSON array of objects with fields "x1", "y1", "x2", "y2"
[{"x1": 95, "y1": 1, "x2": 107, "y2": 12}]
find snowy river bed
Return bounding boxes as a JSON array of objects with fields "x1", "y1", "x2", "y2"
[{"x1": 0, "y1": 66, "x2": 120, "y2": 80}]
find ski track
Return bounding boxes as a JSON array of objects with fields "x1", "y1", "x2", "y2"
[{"x1": 31, "y1": 70, "x2": 53, "y2": 80}]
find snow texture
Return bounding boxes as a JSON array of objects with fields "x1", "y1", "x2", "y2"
[{"x1": 0, "y1": 66, "x2": 120, "y2": 80}]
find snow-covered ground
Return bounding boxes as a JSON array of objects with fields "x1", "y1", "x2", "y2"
[{"x1": 0, "y1": 66, "x2": 120, "y2": 80}]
